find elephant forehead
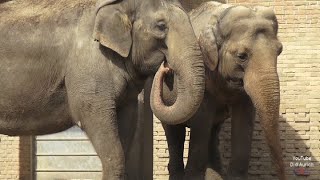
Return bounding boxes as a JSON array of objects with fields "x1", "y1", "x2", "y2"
[
  {"x1": 236, "y1": 18, "x2": 274, "y2": 30},
  {"x1": 223, "y1": 5, "x2": 276, "y2": 24},
  {"x1": 226, "y1": 19, "x2": 275, "y2": 40},
  {"x1": 222, "y1": 6, "x2": 252, "y2": 21},
  {"x1": 218, "y1": 6, "x2": 252, "y2": 36},
  {"x1": 253, "y1": 6, "x2": 276, "y2": 20},
  {"x1": 220, "y1": 6, "x2": 278, "y2": 37},
  {"x1": 136, "y1": 7, "x2": 167, "y2": 20}
]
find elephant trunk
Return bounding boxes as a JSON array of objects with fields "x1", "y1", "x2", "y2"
[
  {"x1": 244, "y1": 68, "x2": 286, "y2": 180},
  {"x1": 151, "y1": 49, "x2": 205, "y2": 125},
  {"x1": 150, "y1": 5, "x2": 205, "y2": 125}
]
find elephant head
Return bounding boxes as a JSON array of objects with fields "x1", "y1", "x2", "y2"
[
  {"x1": 179, "y1": 0, "x2": 226, "y2": 12},
  {"x1": 193, "y1": 3, "x2": 285, "y2": 179},
  {"x1": 93, "y1": 0, "x2": 205, "y2": 124}
]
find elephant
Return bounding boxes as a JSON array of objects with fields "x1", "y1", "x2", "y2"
[
  {"x1": 179, "y1": 0, "x2": 226, "y2": 12},
  {"x1": 160, "y1": 2, "x2": 286, "y2": 180},
  {"x1": 0, "y1": 0, "x2": 205, "y2": 179}
]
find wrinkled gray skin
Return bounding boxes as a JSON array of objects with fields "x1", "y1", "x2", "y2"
[
  {"x1": 0, "y1": 0, "x2": 205, "y2": 179},
  {"x1": 180, "y1": 0, "x2": 226, "y2": 12},
  {"x1": 162, "y1": 2, "x2": 285, "y2": 180}
]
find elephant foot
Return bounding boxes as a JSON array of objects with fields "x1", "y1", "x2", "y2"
[
  {"x1": 101, "y1": 172, "x2": 126, "y2": 180},
  {"x1": 226, "y1": 174, "x2": 247, "y2": 180},
  {"x1": 102, "y1": 175, "x2": 125, "y2": 180},
  {"x1": 183, "y1": 172, "x2": 205, "y2": 180},
  {"x1": 169, "y1": 172, "x2": 184, "y2": 180},
  {"x1": 205, "y1": 167, "x2": 223, "y2": 180}
]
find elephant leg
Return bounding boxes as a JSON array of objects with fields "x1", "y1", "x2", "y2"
[
  {"x1": 208, "y1": 123, "x2": 222, "y2": 174},
  {"x1": 163, "y1": 123, "x2": 186, "y2": 180},
  {"x1": 67, "y1": 90, "x2": 125, "y2": 179},
  {"x1": 117, "y1": 100, "x2": 140, "y2": 179},
  {"x1": 227, "y1": 96, "x2": 255, "y2": 180},
  {"x1": 205, "y1": 167, "x2": 223, "y2": 180},
  {"x1": 184, "y1": 115, "x2": 213, "y2": 180},
  {"x1": 84, "y1": 110, "x2": 125, "y2": 180},
  {"x1": 209, "y1": 105, "x2": 230, "y2": 174}
]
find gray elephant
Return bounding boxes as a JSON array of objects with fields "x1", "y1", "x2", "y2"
[
  {"x1": 180, "y1": 0, "x2": 226, "y2": 11},
  {"x1": 160, "y1": 2, "x2": 286, "y2": 180},
  {"x1": 0, "y1": 0, "x2": 205, "y2": 179}
]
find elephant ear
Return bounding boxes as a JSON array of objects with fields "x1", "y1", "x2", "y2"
[
  {"x1": 93, "y1": 1, "x2": 132, "y2": 57},
  {"x1": 198, "y1": 25, "x2": 219, "y2": 71}
]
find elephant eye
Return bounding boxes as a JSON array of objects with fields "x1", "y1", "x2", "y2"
[
  {"x1": 237, "y1": 52, "x2": 248, "y2": 61},
  {"x1": 156, "y1": 21, "x2": 167, "y2": 32}
]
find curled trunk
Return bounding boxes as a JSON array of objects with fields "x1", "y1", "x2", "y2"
[
  {"x1": 150, "y1": 5, "x2": 205, "y2": 125},
  {"x1": 151, "y1": 51, "x2": 205, "y2": 125}
]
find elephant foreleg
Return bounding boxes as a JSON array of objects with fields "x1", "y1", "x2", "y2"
[
  {"x1": 227, "y1": 96, "x2": 255, "y2": 180},
  {"x1": 67, "y1": 91, "x2": 125, "y2": 179},
  {"x1": 208, "y1": 105, "x2": 229, "y2": 174},
  {"x1": 208, "y1": 123, "x2": 222, "y2": 174},
  {"x1": 184, "y1": 115, "x2": 213, "y2": 180},
  {"x1": 163, "y1": 124, "x2": 186, "y2": 180},
  {"x1": 118, "y1": 100, "x2": 140, "y2": 179},
  {"x1": 84, "y1": 109, "x2": 125, "y2": 180},
  {"x1": 205, "y1": 167, "x2": 223, "y2": 180}
]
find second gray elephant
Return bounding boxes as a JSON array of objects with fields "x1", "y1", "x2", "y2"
[{"x1": 159, "y1": 2, "x2": 286, "y2": 180}]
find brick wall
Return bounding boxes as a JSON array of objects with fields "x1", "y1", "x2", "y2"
[
  {"x1": 153, "y1": 0, "x2": 320, "y2": 179},
  {"x1": 0, "y1": 136, "x2": 20, "y2": 180},
  {"x1": 0, "y1": 0, "x2": 319, "y2": 179},
  {"x1": 0, "y1": 136, "x2": 31, "y2": 180}
]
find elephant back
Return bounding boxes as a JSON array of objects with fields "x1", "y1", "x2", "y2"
[{"x1": 0, "y1": 0, "x2": 96, "y2": 25}]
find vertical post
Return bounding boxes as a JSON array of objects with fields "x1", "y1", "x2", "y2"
[{"x1": 19, "y1": 136, "x2": 34, "y2": 179}]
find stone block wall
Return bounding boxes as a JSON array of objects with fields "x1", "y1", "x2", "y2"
[
  {"x1": 154, "y1": 0, "x2": 320, "y2": 179},
  {"x1": 0, "y1": 136, "x2": 31, "y2": 180},
  {"x1": 0, "y1": 136, "x2": 20, "y2": 180}
]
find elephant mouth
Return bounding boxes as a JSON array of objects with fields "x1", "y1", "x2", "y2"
[
  {"x1": 163, "y1": 59, "x2": 174, "y2": 75},
  {"x1": 227, "y1": 77, "x2": 244, "y2": 89}
]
